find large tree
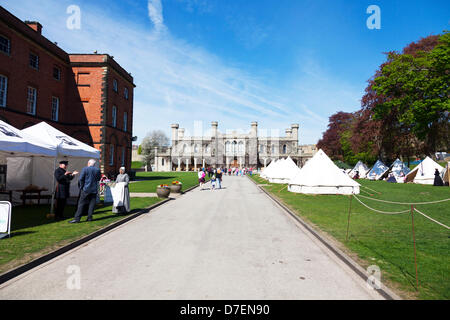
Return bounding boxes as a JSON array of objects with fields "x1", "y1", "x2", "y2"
[
  {"x1": 317, "y1": 112, "x2": 354, "y2": 161},
  {"x1": 371, "y1": 32, "x2": 449, "y2": 155},
  {"x1": 140, "y1": 130, "x2": 170, "y2": 166}
]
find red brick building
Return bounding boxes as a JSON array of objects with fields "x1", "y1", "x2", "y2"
[{"x1": 0, "y1": 6, "x2": 135, "y2": 175}]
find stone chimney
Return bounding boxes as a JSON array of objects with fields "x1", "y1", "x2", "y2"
[
  {"x1": 291, "y1": 124, "x2": 299, "y2": 142},
  {"x1": 171, "y1": 123, "x2": 179, "y2": 143},
  {"x1": 211, "y1": 121, "x2": 218, "y2": 137},
  {"x1": 251, "y1": 121, "x2": 258, "y2": 137},
  {"x1": 178, "y1": 128, "x2": 185, "y2": 139},
  {"x1": 25, "y1": 21, "x2": 43, "y2": 35}
]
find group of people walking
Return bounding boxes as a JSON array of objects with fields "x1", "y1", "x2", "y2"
[
  {"x1": 197, "y1": 166, "x2": 254, "y2": 190},
  {"x1": 198, "y1": 167, "x2": 224, "y2": 190},
  {"x1": 53, "y1": 159, "x2": 130, "y2": 223}
]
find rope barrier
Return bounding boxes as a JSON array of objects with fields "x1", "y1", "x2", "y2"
[
  {"x1": 353, "y1": 195, "x2": 410, "y2": 215},
  {"x1": 414, "y1": 208, "x2": 450, "y2": 230},
  {"x1": 358, "y1": 194, "x2": 450, "y2": 206},
  {"x1": 361, "y1": 185, "x2": 382, "y2": 194}
]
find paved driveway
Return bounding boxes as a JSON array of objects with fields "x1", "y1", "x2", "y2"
[{"x1": 0, "y1": 175, "x2": 383, "y2": 299}]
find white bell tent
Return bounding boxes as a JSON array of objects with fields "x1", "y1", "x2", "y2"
[
  {"x1": 288, "y1": 149, "x2": 360, "y2": 195},
  {"x1": 404, "y1": 157, "x2": 444, "y2": 185},
  {"x1": 266, "y1": 157, "x2": 301, "y2": 184},
  {"x1": 261, "y1": 159, "x2": 279, "y2": 179},
  {"x1": 6, "y1": 122, "x2": 100, "y2": 203},
  {"x1": 349, "y1": 161, "x2": 369, "y2": 179}
]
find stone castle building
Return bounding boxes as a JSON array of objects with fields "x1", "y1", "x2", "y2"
[{"x1": 154, "y1": 121, "x2": 316, "y2": 171}]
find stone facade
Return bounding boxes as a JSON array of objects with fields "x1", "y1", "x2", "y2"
[{"x1": 154, "y1": 122, "x2": 316, "y2": 171}]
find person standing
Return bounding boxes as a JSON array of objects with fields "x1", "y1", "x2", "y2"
[
  {"x1": 198, "y1": 168, "x2": 206, "y2": 190},
  {"x1": 112, "y1": 167, "x2": 130, "y2": 215},
  {"x1": 216, "y1": 168, "x2": 222, "y2": 189},
  {"x1": 433, "y1": 168, "x2": 444, "y2": 186},
  {"x1": 54, "y1": 160, "x2": 78, "y2": 220},
  {"x1": 69, "y1": 159, "x2": 101, "y2": 223}
]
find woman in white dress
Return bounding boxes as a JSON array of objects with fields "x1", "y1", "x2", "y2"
[{"x1": 113, "y1": 167, "x2": 130, "y2": 214}]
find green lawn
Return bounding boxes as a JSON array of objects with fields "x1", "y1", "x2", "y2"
[
  {"x1": 251, "y1": 174, "x2": 450, "y2": 300},
  {"x1": 131, "y1": 161, "x2": 144, "y2": 169},
  {"x1": 0, "y1": 197, "x2": 162, "y2": 274},
  {"x1": 129, "y1": 171, "x2": 208, "y2": 193}
]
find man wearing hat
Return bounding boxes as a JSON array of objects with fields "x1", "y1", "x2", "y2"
[{"x1": 54, "y1": 160, "x2": 78, "y2": 220}]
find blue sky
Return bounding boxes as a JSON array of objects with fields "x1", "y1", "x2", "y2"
[{"x1": 3, "y1": 0, "x2": 449, "y2": 144}]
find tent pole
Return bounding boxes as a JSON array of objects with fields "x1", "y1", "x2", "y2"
[{"x1": 50, "y1": 156, "x2": 57, "y2": 215}]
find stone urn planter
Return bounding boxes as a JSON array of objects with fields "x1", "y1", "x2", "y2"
[
  {"x1": 156, "y1": 185, "x2": 171, "y2": 198},
  {"x1": 170, "y1": 181, "x2": 182, "y2": 193}
]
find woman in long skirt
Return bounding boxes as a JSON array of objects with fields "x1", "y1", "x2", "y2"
[{"x1": 113, "y1": 167, "x2": 130, "y2": 214}]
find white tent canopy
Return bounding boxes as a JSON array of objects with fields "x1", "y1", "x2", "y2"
[
  {"x1": 349, "y1": 161, "x2": 369, "y2": 179},
  {"x1": 6, "y1": 122, "x2": 100, "y2": 203},
  {"x1": 288, "y1": 149, "x2": 360, "y2": 195},
  {"x1": 22, "y1": 122, "x2": 100, "y2": 158},
  {"x1": 266, "y1": 157, "x2": 301, "y2": 183},
  {"x1": 0, "y1": 120, "x2": 56, "y2": 159},
  {"x1": 405, "y1": 157, "x2": 444, "y2": 185}
]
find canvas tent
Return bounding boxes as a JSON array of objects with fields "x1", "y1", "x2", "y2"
[
  {"x1": 6, "y1": 122, "x2": 100, "y2": 204},
  {"x1": 366, "y1": 160, "x2": 389, "y2": 180},
  {"x1": 288, "y1": 149, "x2": 360, "y2": 195},
  {"x1": 404, "y1": 157, "x2": 444, "y2": 185},
  {"x1": 266, "y1": 156, "x2": 301, "y2": 184},
  {"x1": 349, "y1": 161, "x2": 369, "y2": 179},
  {"x1": 382, "y1": 158, "x2": 411, "y2": 183},
  {"x1": 261, "y1": 159, "x2": 279, "y2": 179}
]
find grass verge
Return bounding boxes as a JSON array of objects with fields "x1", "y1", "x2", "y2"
[
  {"x1": 0, "y1": 197, "x2": 162, "y2": 274},
  {"x1": 250, "y1": 174, "x2": 450, "y2": 300}
]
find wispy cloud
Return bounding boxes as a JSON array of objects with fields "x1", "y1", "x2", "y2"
[{"x1": 147, "y1": 0, "x2": 166, "y2": 34}]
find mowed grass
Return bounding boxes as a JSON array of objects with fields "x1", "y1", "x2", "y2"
[
  {"x1": 129, "y1": 171, "x2": 207, "y2": 193},
  {"x1": 0, "y1": 197, "x2": 162, "y2": 274},
  {"x1": 251, "y1": 175, "x2": 450, "y2": 300}
]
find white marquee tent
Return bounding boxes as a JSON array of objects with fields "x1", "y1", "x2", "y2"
[
  {"x1": 288, "y1": 149, "x2": 360, "y2": 195},
  {"x1": 266, "y1": 157, "x2": 301, "y2": 184},
  {"x1": 6, "y1": 122, "x2": 100, "y2": 203},
  {"x1": 0, "y1": 120, "x2": 56, "y2": 159},
  {"x1": 261, "y1": 159, "x2": 279, "y2": 179},
  {"x1": 349, "y1": 161, "x2": 369, "y2": 179},
  {"x1": 404, "y1": 156, "x2": 444, "y2": 185}
]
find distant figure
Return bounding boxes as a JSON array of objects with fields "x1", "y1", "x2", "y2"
[
  {"x1": 198, "y1": 169, "x2": 206, "y2": 190},
  {"x1": 353, "y1": 171, "x2": 360, "y2": 180},
  {"x1": 433, "y1": 168, "x2": 444, "y2": 186},
  {"x1": 216, "y1": 168, "x2": 222, "y2": 189},
  {"x1": 211, "y1": 173, "x2": 217, "y2": 190},
  {"x1": 54, "y1": 160, "x2": 78, "y2": 220},
  {"x1": 69, "y1": 159, "x2": 101, "y2": 223}
]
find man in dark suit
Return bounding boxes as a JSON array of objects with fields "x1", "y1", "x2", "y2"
[
  {"x1": 69, "y1": 159, "x2": 101, "y2": 223},
  {"x1": 54, "y1": 160, "x2": 78, "y2": 221}
]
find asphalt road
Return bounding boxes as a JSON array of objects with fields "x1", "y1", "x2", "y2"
[{"x1": 0, "y1": 175, "x2": 383, "y2": 299}]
